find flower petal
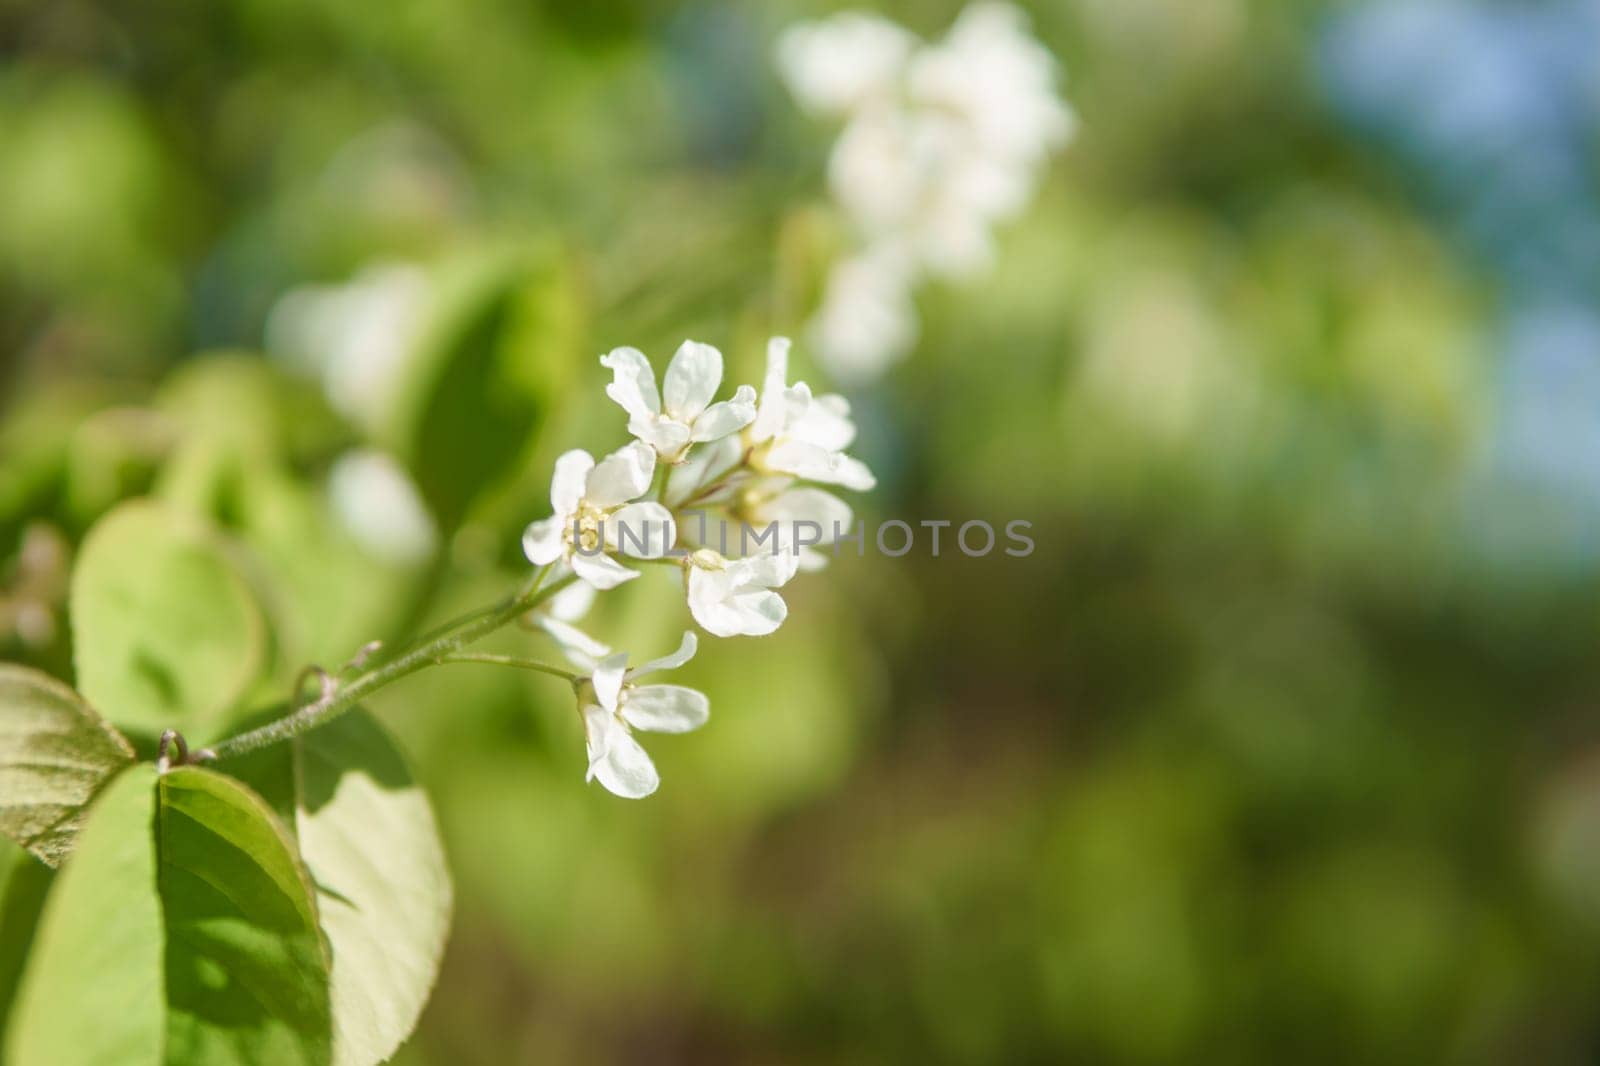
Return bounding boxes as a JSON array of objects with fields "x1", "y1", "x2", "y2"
[
  {"x1": 588, "y1": 728, "x2": 660, "y2": 799},
  {"x1": 582, "y1": 703, "x2": 620, "y2": 764},
  {"x1": 662, "y1": 340, "x2": 723, "y2": 422},
  {"x1": 600, "y1": 347, "x2": 661, "y2": 420},
  {"x1": 585, "y1": 441, "x2": 656, "y2": 507},
  {"x1": 606, "y1": 501, "x2": 676, "y2": 559},
  {"x1": 796, "y1": 547, "x2": 832, "y2": 572},
  {"x1": 571, "y1": 550, "x2": 639, "y2": 590},
  {"x1": 763, "y1": 439, "x2": 838, "y2": 482},
  {"x1": 756, "y1": 487, "x2": 853, "y2": 545},
  {"x1": 687, "y1": 565, "x2": 745, "y2": 638},
  {"x1": 740, "y1": 549, "x2": 800, "y2": 589},
  {"x1": 550, "y1": 450, "x2": 595, "y2": 516},
  {"x1": 621, "y1": 685, "x2": 709, "y2": 734},
  {"x1": 750, "y1": 336, "x2": 794, "y2": 441},
  {"x1": 628, "y1": 631, "x2": 697, "y2": 680},
  {"x1": 690, "y1": 387, "x2": 758, "y2": 442},
  {"x1": 592, "y1": 651, "x2": 628, "y2": 713},
  {"x1": 547, "y1": 579, "x2": 596, "y2": 622},
  {"x1": 522, "y1": 516, "x2": 566, "y2": 566},
  {"x1": 791, "y1": 392, "x2": 859, "y2": 452},
  {"x1": 829, "y1": 454, "x2": 877, "y2": 492},
  {"x1": 535, "y1": 615, "x2": 611, "y2": 672},
  {"x1": 726, "y1": 588, "x2": 788, "y2": 636},
  {"x1": 777, "y1": 381, "x2": 813, "y2": 432},
  {"x1": 687, "y1": 561, "x2": 789, "y2": 636},
  {"x1": 776, "y1": 13, "x2": 916, "y2": 117},
  {"x1": 630, "y1": 417, "x2": 692, "y2": 457}
]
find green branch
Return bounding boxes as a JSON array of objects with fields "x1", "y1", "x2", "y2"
[{"x1": 208, "y1": 567, "x2": 575, "y2": 760}]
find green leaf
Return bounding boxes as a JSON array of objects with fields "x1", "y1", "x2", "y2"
[
  {"x1": 231, "y1": 709, "x2": 451, "y2": 1066},
  {"x1": 6, "y1": 766, "x2": 165, "y2": 1065},
  {"x1": 384, "y1": 249, "x2": 581, "y2": 530},
  {"x1": 6, "y1": 765, "x2": 335, "y2": 1066},
  {"x1": 71, "y1": 501, "x2": 268, "y2": 742},
  {"x1": 0, "y1": 664, "x2": 135, "y2": 866},
  {"x1": 157, "y1": 767, "x2": 332, "y2": 1065},
  {"x1": 0, "y1": 841, "x2": 53, "y2": 1052},
  {"x1": 156, "y1": 352, "x2": 347, "y2": 465},
  {"x1": 230, "y1": 465, "x2": 416, "y2": 670},
  {"x1": 0, "y1": 381, "x2": 123, "y2": 542}
]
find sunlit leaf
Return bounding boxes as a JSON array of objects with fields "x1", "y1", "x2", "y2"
[
  {"x1": 158, "y1": 767, "x2": 332, "y2": 1064},
  {"x1": 0, "y1": 664, "x2": 134, "y2": 866},
  {"x1": 232, "y1": 709, "x2": 451, "y2": 1066},
  {"x1": 5, "y1": 766, "x2": 164, "y2": 1065},
  {"x1": 6, "y1": 765, "x2": 335, "y2": 1065},
  {"x1": 70, "y1": 501, "x2": 268, "y2": 742}
]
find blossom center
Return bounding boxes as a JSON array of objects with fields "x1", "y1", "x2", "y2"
[{"x1": 566, "y1": 503, "x2": 608, "y2": 553}]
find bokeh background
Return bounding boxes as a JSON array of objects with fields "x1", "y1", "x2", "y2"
[{"x1": 5, "y1": 0, "x2": 1600, "y2": 1062}]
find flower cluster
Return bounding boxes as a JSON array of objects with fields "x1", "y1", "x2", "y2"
[
  {"x1": 777, "y1": 3, "x2": 1076, "y2": 381},
  {"x1": 522, "y1": 337, "x2": 874, "y2": 797}
]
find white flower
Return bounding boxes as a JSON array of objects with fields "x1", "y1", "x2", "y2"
[
  {"x1": 522, "y1": 442, "x2": 676, "y2": 589},
  {"x1": 328, "y1": 448, "x2": 437, "y2": 563},
  {"x1": 826, "y1": 102, "x2": 1027, "y2": 280},
  {"x1": 601, "y1": 341, "x2": 757, "y2": 461},
  {"x1": 746, "y1": 338, "x2": 876, "y2": 492},
  {"x1": 777, "y1": 4, "x2": 1075, "y2": 381},
  {"x1": 740, "y1": 482, "x2": 854, "y2": 572},
  {"x1": 664, "y1": 434, "x2": 745, "y2": 510},
  {"x1": 809, "y1": 247, "x2": 919, "y2": 382},
  {"x1": 908, "y1": 3, "x2": 1076, "y2": 171},
  {"x1": 686, "y1": 548, "x2": 799, "y2": 638},
  {"x1": 581, "y1": 632, "x2": 709, "y2": 799},
  {"x1": 266, "y1": 263, "x2": 430, "y2": 430},
  {"x1": 776, "y1": 12, "x2": 916, "y2": 117}
]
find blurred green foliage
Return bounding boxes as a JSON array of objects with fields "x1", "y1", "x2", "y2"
[{"x1": 2, "y1": 0, "x2": 1599, "y2": 1063}]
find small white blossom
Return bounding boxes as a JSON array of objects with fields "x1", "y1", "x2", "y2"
[
  {"x1": 746, "y1": 338, "x2": 876, "y2": 492},
  {"x1": 601, "y1": 341, "x2": 757, "y2": 461},
  {"x1": 686, "y1": 548, "x2": 799, "y2": 638},
  {"x1": 581, "y1": 632, "x2": 709, "y2": 799},
  {"x1": 740, "y1": 481, "x2": 854, "y2": 572},
  {"x1": 522, "y1": 442, "x2": 676, "y2": 589},
  {"x1": 328, "y1": 448, "x2": 437, "y2": 564},
  {"x1": 775, "y1": 12, "x2": 916, "y2": 117},
  {"x1": 808, "y1": 247, "x2": 919, "y2": 382},
  {"x1": 829, "y1": 105, "x2": 1022, "y2": 280},
  {"x1": 266, "y1": 263, "x2": 430, "y2": 430},
  {"x1": 908, "y1": 3, "x2": 1076, "y2": 173}
]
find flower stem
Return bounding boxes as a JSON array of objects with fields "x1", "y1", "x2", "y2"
[
  {"x1": 437, "y1": 652, "x2": 579, "y2": 682},
  {"x1": 209, "y1": 567, "x2": 574, "y2": 760},
  {"x1": 650, "y1": 456, "x2": 671, "y2": 503}
]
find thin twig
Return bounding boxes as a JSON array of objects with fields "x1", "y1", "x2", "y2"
[
  {"x1": 208, "y1": 567, "x2": 575, "y2": 760},
  {"x1": 437, "y1": 653, "x2": 580, "y2": 682}
]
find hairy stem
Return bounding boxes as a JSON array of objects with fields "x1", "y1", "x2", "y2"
[{"x1": 209, "y1": 567, "x2": 574, "y2": 760}]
